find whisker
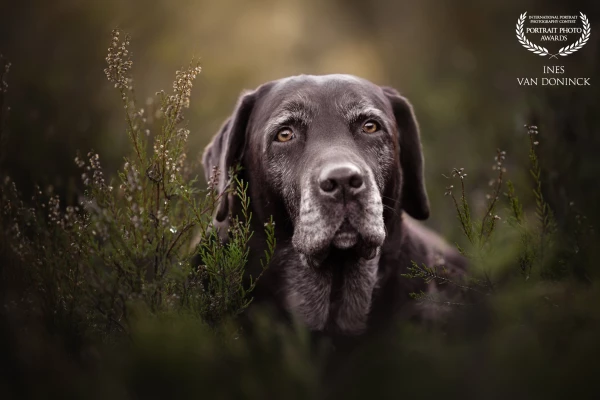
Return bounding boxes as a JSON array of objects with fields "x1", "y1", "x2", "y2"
[
  {"x1": 380, "y1": 195, "x2": 401, "y2": 205},
  {"x1": 382, "y1": 203, "x2": 401, "y2": 219}
]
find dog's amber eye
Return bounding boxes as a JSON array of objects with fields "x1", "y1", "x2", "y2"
[
  {"x1": 362, "y1": 121, "x2": 380, "y2": 134},
  {"x1": 276, "y1": 128, "x2": 294, "y2": 142}
]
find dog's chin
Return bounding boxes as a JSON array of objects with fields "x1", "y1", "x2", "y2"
[
  {"x1": 332, "y1": 232, "x2": 359, "y2": 249},
  {"x1": 332, "y1": 220, "x2": 359, "y2": 249}
]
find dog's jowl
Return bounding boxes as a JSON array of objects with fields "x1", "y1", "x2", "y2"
[{"x1": 203, "y1": 74, "x2": 465, "y2": 335}]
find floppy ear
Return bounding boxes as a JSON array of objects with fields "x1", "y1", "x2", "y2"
[
  {"x1": 202, "y1": 118, "x2": 231, "y2": 183},
  {"x1": 382, "y1": 87, "x2": 430, "y2": 220},
  {"x1": 202, "y1": 90, "x2": 258, "y2": 222}
]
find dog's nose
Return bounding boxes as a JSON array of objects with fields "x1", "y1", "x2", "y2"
[{"x1": 319, "y1": 163, "x2": 365, "y2": 198}]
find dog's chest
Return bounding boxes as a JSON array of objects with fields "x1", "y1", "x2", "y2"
[{"x1": 282, "y1": 249, "x2": 380, "y2": 335}]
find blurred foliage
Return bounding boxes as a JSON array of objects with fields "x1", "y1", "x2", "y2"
[
  {"x1": 1, "y1": 0, "x2": 600, "y2": 398},
  {"x1": 1, "y1": 28, "x2": 276, "y2": 343}
]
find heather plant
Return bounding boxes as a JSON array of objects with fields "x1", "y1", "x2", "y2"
[
  {"x1": 402, "y1": 148, "x2": 508, "y2": 303},
  {"x1": 403, "y1": 123, "x2": 593, "y2": 306},
  {"x1": 0, "y1": 30, "x2": 275, "y2": 341}
]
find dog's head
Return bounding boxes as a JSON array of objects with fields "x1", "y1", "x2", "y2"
[{"x1": 203, "y1": 74, "x2": 429, "y2": 333}]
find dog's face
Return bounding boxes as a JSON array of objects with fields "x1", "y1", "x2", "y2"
[{"x1": 203, "y1": 75, "x2": 429, "y2": 334}]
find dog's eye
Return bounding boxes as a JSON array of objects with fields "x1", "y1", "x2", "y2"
[
  {"x1": 276, "y1": 128, "x2": 294, "y2": 142},
  {"x1": 362, "y1": 120, "x2": 380, "y2": 134}
]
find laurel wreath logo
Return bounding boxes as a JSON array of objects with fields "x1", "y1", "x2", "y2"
[{"x1": 516, "y1": 12, "x2": 591, "y2": 58}]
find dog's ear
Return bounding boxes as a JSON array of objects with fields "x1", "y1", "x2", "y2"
[
  {"x1": 202, "y1": 119, "x2": 231, "y2": 183},
  {"x1": 382, "y1": 87, "x2": 430, "y2": 220},
  {"x1": 202, "y1": 88, "x2": 260, "y2": 222}
]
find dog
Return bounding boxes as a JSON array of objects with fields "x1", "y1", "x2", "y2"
[{"x1": 202, "y1": 74, "x2": 466, "y2": 336}]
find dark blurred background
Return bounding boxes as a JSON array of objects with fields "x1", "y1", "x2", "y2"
[{"x1": 1, "y1": 0, "x2": 599, "y2": 242}]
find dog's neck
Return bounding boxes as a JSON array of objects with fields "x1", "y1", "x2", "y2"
[{"x1": 283, "y1": 248, "x2": 381, "y2": 335}]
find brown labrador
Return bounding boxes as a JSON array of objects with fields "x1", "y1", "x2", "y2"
[{"x1": 203, "y1": 74, "x2": 466, "y2": 335}]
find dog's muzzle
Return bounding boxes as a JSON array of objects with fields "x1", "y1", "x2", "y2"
[
  {"x1": 292, "y1": 158, "x2": 386, "y2": 266},
  {"x1": 319, "y1": 162, "x2": 365, "y2": 249}
]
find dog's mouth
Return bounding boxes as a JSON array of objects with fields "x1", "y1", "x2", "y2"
[
  {"x1": 331, "y1": 218, "x2": 380, "y2": 261},
  {"x1": 298, "y1": 215, "x2": 383, "y2": 269},
  {"x1": 332, "y1": 219, "x2": 359, "y2": 249},
  {"x1": 291, "y1": 169, "x2": 386, "y2": 268}
]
